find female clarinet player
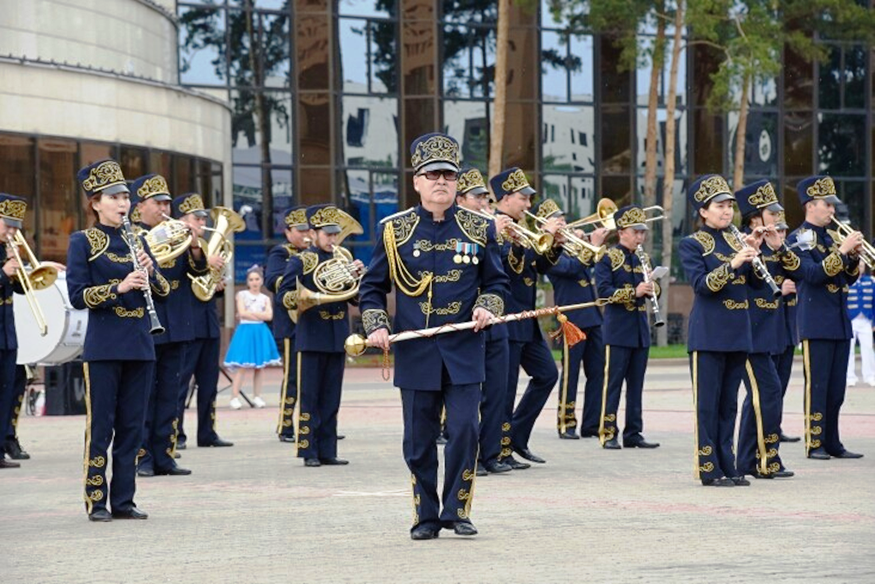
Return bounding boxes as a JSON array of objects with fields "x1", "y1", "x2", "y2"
[{"x1": 67, "y1": 159, "x2": 170, "y2": 521}]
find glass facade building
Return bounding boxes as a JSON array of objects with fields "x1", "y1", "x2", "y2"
[{"x1": 176, "y1": 0, "x2": 874, "y2": 285}]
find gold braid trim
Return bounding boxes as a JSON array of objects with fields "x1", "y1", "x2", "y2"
[
  {"x1": 822, "y1": 252, "x2": 843, "y2": 277},
  {"x1": 384, "y1": 224, "x2": 432, "y2": 297},
  {"x1": 705, "y1": 263, "x2": 733, "y2": 293},
  {"x1": 83, "y1": 284, "x2": 117, "y2": 308},
  {"x1": 454, "y1": 208, "x2": 488, "y2": 246},
  {"x1": 151, "y1": 272, "x2": 171, "y2": 297},
  {"x1": 300, "y1": 251, "x2": 319, "y2": 275},
  {"x1": 507, "y1": 246, "x2": 525, "y2": 274},
  {"x1": 85, "y1": 228, "x2": 110, "y2": 261},
  {"x1": 781, "y1": 249, "x2": 801, "y2": 272},
  {"x1": 690, "y1": 232, "x2": 715, "y2": 255},
  {"x1": 282, "y1": 290, "x2": 298, "y2": 310},
  {"x1": 608, "y1": 285, "x2": 635, "y2": 304},
  {"x1": 474, "y1": 293, "x2": 504, "y2": 316},
  {"x1": 362, "y1": 309, "x2": 391, "y2": 335},
  {"x1": 608, "y1": 248, "x2": 625, "y2": 272}
]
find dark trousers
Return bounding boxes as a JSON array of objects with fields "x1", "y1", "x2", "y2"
[
  {"x1": 176, "y1": 337, "x2": 220, "y2": 446},
  {"x1": 0, "y1": 350, "x2": 16, "y2": 450},
  {"x1": 558, "y1": 326, "x2": 604, "y2": 435},
  {"x1": 506, "y1": 338, "x2": 558, "y2": 451},
  {"x1": 772, "y1": 344, "x2": 795, "y2": 434},
  {"x1": 5, "y1": 365, "x2": 27, "y2": 443},
  {"x1": 140, "y1": 342, "x2": 184, "y2": 472},
  {"x1": 802, "y1": 339, "x2": 851, "y2": 456},
  {"x1": 276, "y1": 337, "x2": 297, "y2": 439},
  {"x1": 738, "y1": 353, "x2": 785, "y2": 475},
  {"x1": 297, "y1": 351, "x2": 344, "y2": 459},
  {"x1": 82, "y1": 360, "x2": 153, "y2": 514},
  {"x1": 690, "y1": 350, "x2": 746, "y2": 482},
  {"x1": 480, "y1": 338, "x2": 508, "y2": 466},
  {"x1": 599, "y1": 344, "x2": 647, "y2": 445},
  {"x1": 401, "y1": 378, "x2": 479, "y2": 532}
]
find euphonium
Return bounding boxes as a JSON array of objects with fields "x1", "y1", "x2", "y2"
[
  {"x1": 145, "y1": 214, "x2": 193, "y2": 265},
  {"x1": 830, "y1": 215, "x2": 875, "y2": 270},
  {"x1": 190, "y1": 207, "x2": 245, "y2": 301},
  {"x1": 8, "y1": 231, "x2": 58, "y2": 337},
  {"x1": 290, "y1": 246, "x2": 367, "y2": 323}
]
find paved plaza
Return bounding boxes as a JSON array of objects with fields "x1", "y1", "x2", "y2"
[{"x1": 4, "y1": 358, "x2": 874, "y2": 584}]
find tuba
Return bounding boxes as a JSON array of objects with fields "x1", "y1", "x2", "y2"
[
  {"x1": 145, "y1": 214, "x2": 193, "y2": 265},
  {"x1": 189, "y1": 207, "x2": 245, "y2": 301},
  {"x1": 8, "y1": 231, "x2": 58, "y2": 337}
]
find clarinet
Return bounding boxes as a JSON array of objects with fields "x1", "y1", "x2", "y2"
[
  {"x1": 635, "y1": 245, "x2": 665, "y2": 328},
  {"x1": 121, "y1": 215, "x2": 166, "y2": 335},
  {"x1": 726, "y1": 224, "x2": 781, "y2": 299}
]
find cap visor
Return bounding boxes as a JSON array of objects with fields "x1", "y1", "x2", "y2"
[
  {"x1": 707, "y1": 193, "x2": 735, "y2": 205},
  {"x1": 461, "y1": 186, "x2": 489, "y2": 197},
  {"x1": 631, "y1": 223, "x2": 649, "y2": 231},
  {"x1": 823, "y1": 195, "x2": 842, "y2": 205},
  {"x1": 419, "y1": 161, "x2": 459, "y2": 173},
  {"x1": 775, "y1": 223, "x2": 789, "y2": 230},
  {"x1": 292, "y1": 224, "x2": 311, "y2": 231},
  {"x1": 321, "y1": 225, "x2": 342, "y2": 234},
  {"x1": 2, "y1": 217, "x2": 23, "y2": 229},
  {"x1": 146, "y1": 194, "x2": 172, "y2": 202},
  {"x1": 763, "y1": 202, "x2": 784, "y2": 213},
  {"x1": 99, "y1": 183, "x2": 130, "y2": 196},
  {"x1": 517, "y1": 186, "x2": 536, "y2": 196}
]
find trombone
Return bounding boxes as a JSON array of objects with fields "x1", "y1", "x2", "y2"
[
  {"x1": 467, "y1": 208, "x2": 554, "y2": 254},
  {"x1": 524, "y1": 211, "x2": 605, "y2": 262},
  {"x1": 565, "y1": 198, "x2": 665, "y2": 231},
  {"x1": 8, "y1": 231, "x2": 58, "y2": 337},
  {"x1": 831, "y1": 215, "x2": 875, "y2": 270}
]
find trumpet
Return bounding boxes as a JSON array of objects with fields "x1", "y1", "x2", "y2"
[
  {"x1": 524, "y1": 211, "x2": 604, "y2": 262},
  {"x1": 7, "y1": 232, "x2": 58, "y2": 336},
  {"x1": 189, "y1": 207, "x2": 245, "y2": 301},
  {"x1": 726, "y1": 224, "x2": 781, "y2": 298},
  {"x1": 635, "y1": 244, "x2": 664, "y2": 327},
  {"x1": 830, "y1": 215, "x2": 875, "y2": 270},
  {"x1": 467, "y1": 208, "x2": 554, "y2": 254},
  {"x1": 144, "y1": 214, "x2": 193, "y2": 266},
  {"x1": 290, "y1": 245, "x2": 366, "y2": 323},
  {"x1": 121, "y1": 215, "x2": 165, "y2": 335}
]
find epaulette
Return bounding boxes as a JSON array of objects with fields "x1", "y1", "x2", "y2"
[
  {"x1": 84, "y1": 228, "x2": 110, "y2": 261},
  {"x1": 454, "y1": 207, "x2": 488, "y2": 246},
  {"x1": 689, "y1": 231, "x2": 715, "y2": 256},
  {"x1": 608, "y1": 247, "x2": 625, "y2": 271},
  {"x1": 300, "y1": 251, "x2": 319, "y2": 275},
  {"x1": 283, "y1": 243, "x2": 298, "y2": 257},
  {"x1": 379, "y1": 207, "x2": 417, "y2": 225},
  {"x1": 380, "y1": 207, "x2": 419, "y2": 246}
]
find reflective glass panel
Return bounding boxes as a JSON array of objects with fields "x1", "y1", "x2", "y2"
[
  {"x1": 727, "y1": 111, "x2": 778, "y2": 177},
  {"x1": 600, "y1": 106, "x2": 631, "y2": 174},
  {"x1": 442, "y1": 25, "x2": 495, "y2": 98},
  {"x1": 178, "y1": 6, "x2": 227, "y2": 86},
  {"x1": 444, "y1": 100, "x2": 489, "y2": 170},
  {"x1": 0, "y1": 134, "x2": 35, "y2": 199},
  {"x1": 442, "y1": 0, "x2": 497, "y2": 24},
  {"x1": 261, "y1": 12, "x2": 292, "y2": 88},
  {"x1": 600, "y1": 37, "x2": 630, "y2": 104},
  {"x1": 542, "y1": 104, "x2": 595, "y2": 174},
  {"x1": 839, "y1": 181, "x2": 865, "y2": 231},
  {"x1": 601, "y1": 176, "x2": 632, "y2": 205},
  {"x1": 38, "y1": 139, "x2": 79, "y2": 261},
  {"x1": 296, "y1": 13, "x2": 330, "y2": 90},
  {"x1": 297, "y1": 93, "x2": 331, "y2": 166},
  {"x1": 783, "y1": 111, "x2": 813, "y2": 176},
  {"x1": 784, "y1": 45, "x2": 813, "y2": 109},
  {"x1": 231, "y1": 90, "x2": 293, "y2": 165},
  {"x1": 173, "y1": 155, "x2": 196, "y2": 195},
  {"x1": 230, "y1": 165, "x2": 293, "y2": 239},
  {"x1": 818, "y1": 45, "x2": 841, "y2": 110},
  {"x1": 339, "y1": 0, "x2": 395, "y2": 18},
  {"x1": 844, "y1": 44, "x2": 866, "y2": 109},
  {"x1": 150, "y1": 151, "x2": 172, "y2": 181},
  {"x1": 541, "y1": 30, "x2": 567, "y2": 102},
  {"x1": 403, "y1": 98, "x2": 437, "y2": 155},
  {"x1": 818, "y1": 113, "x2": 866, "y2": 177},
  {"x1": 341, "y1": 95, "x2": 399, "y2": 168},
  {"x1": 371, "y1": 20, "x2": 397, "y2": 93},
  {"x1": 693, "y1": 110, "x2": 723, "y2": 175},
  {"x1": 402, "y1": 17, "x2": 436, "y2": 96},
  {"x1": 340, "y1": 18, "x2": 370, "y2": 89},
  {"x1": 635, "y1": 107, "x2": 688, "y2": 177},
  {"x1": 120, "y1": 147, "x2": 148, "y2": 183}
]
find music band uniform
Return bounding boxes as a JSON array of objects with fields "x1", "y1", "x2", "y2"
[
  {"x1": 735, "y1": 180, "x2": 797, "y2": 478},
  {"x1": 265, "y1": 205, "x2": 310, "y2": 443},
  {"x1": 278, "y1": 204, "x2": 350, "y2": 465},
  {"x1": 358, "y1": 133, "x2": 508, "y2": 537},
  {"x1": 491, "y1": 168, "x2": 560, "y2": 463},
  {"x1": 4, "y1": 365, "x2": 31, "y2": 460},
  {"x1": 67, "y1": 159, "x2": 170, "y2": 518},
  {"x1": 593, "y1": 206, "x2": 658, "y2": 449},
  {"x1": 541, "y1": 199, "x2": 604, "y2": 439},
  {"x1": 0, "y1": 194, "x2": 26, "y2": 469},
  {"x1": 786, "y1": 176, "x2": 863, "y2": 460},
  {"x1": 133, "y1": 174, "x2": 208, "y2": 476},
  {"x1": 772, "y1": 210, "x2": 800, "y2": 442},
  {"x1": 172, "y1": 194, "x2": 232, "y2": 449},
  {"x1": 679, "y1": 175, "x2": 755, "y2": 485}
]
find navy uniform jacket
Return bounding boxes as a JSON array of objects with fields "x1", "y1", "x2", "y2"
[
  {"x1": 191, "y1": 292, "x2": 220, "y2": 340},
  {"x1": 359, "y1": 205, "x2": 508, "y2": 391},
  {"x1": 595, "y1": 245, "x2": 651, "y2": 348},
  {"x1": 678, "y1": 226, "x2": 755, "y2": 353},
  {"x1": 265, "y1": 243, "x2": 298, "y2": 340},
  {"x1": 746, "y1": 235, "x2": 801, "y2": 354},
  {"x1": 496, "y1": 212, "x2": 560, "y2": 342},
  {"x1": 786, "y1": 221, "x2": 858, "y2": 341},
  {"x1": 279, "y1": 246, "x2": 349, "y2": 354},
  {"x1": 779, "y1": 293, "x2": 798, "y2": 349},
  {"x1": 547, "y1": 248, "x2": 603, "y2": 330},
  {"x1": 0, "y1": 246, "x2": 24, "y2": 350},
  {"x1": 67, "y1": 223, "x2": 171, "y2": 361}
]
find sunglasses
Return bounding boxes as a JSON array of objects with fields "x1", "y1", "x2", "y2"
[{"x1": 418, "y1": 170, "x2": 459, "y2": 181}]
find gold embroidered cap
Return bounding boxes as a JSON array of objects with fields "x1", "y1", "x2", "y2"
[
  {"x1": 490, "y1": 167, "x2": 536, "y2": 200},
  {"x1": 0, "y1": 194, "x2": 27, "y2": 228},
  {"x1": 171, "y1": 193, "x2": 209, "y2": 219},
  {"x1": 410, "y1": 133, "x2": 461, "y2": 173},
  {"x1": 797, "y1": 175, "x2": 841, "y2": 206},
  {"x1": 284, "y1": 205, "x2": 310, "y2": 231},
  {"x1": 614, "y1": 205, "x2": 648, "y2": 231},
  {"x1": 77, "y1": 159, "x2": 129, "y2": 198},
  {"x1": 536, "y1": 199, "x2": 564, "y2": 220},
  {"x1": 735, "y1": 180, "x2": 783, "y2": 218},
  {"x1": 456, "y1": 168, "x2": 488, "y2": 197},
  {"x1": 131, "y1": 174, "x2": 172, "y2": 202},
  {"x1": 688, "y1": 174, "x2": 734, "y2": 211},
  {"x1": 307, "y1": 204, "x2": 342, "y2": 234}
]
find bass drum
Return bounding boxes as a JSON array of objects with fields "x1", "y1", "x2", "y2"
[{"x1": 14, "y1": 271, "x2": 88, "y2": 365}]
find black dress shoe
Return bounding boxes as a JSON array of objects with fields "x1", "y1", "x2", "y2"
[
  {"x1": 751, "y1": 469, "x2": 774, "y2": 479},
  {"x1": 278, "y1": 435, "x2": 296, "y2": 443},
  {"x1": 304, "y1": 458, "x2": 321, "y2": 467},
  {"x1": 603, "y1": 438, "x2": 622, "y2": 450},
  {"x1": 558, "y1": 430, "x2": 580, "y2": 440},
  {"x1": 176, "y1": 438, "x2": 187, "y2": 450},
  {"x1": 832, "y1": 450, "x2": 864, "y2": 459},
  {"x1": 624, "y1": 439, "x2": 660, "y2": 449},
  {"x1": 808, "y1": 448, "x2": 831, "y2": 460},
  {"x1": 503, "y1": 456, "x2": 531, "y2": 470},
  {"x1": 88, "y1": 509, "x2": 112, "y2": 522},
  {"x1": 513, "y1": 447, "x2": 546, "y2": 463},
  {"x1": 319, "y1": 457, "x2": 349, "y2": 465},
  {"x1": 154, "y1": 466, "x2": 192, "y2": 476},
  {"x1": 579, "y1": 431, "x2": 598, "y2": 438},
  {"x1": 452, "y1": 522, "x2": 478, "y2": 536},
  {"x1": 0, "y1": 458, "x2": 21, "y2": 469},
  {"x1": 702, "y1": 477, "x2": 735, "y2": 487},
  {"x1": 337, "y1": 434, "x2": 346, "y2": 440},
  {"x1": 773, "y1": 469, "x2": 795, "y2": 478},
  {"x1": 198, "y1": 438, "x2": 234, "y2": 447},
  {"x1": 483, "y1": 460, "x2": 512, "y2": 474},
  {"x1": 731, "y1": 476, "x2": 751, "y2": 486},
  {"x1": 779, "y1": 433, "x2": 801, "y2": 443},
  {"x1": 476, "y1": 466, "x2": 488, "y2": 477},
  {"x1": 137, "y1": 466, "x2": 155, "y2": 477},
  {"x1": 5, "y1": 439, "x2": 30, "y2": 460},
  {"x1": 410, "y1": 525, "x2": 440, "y2": 540},
  {"x1": 112, "y1": 507, "x2": 148, "y2": 520}
]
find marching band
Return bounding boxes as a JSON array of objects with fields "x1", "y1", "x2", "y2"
[{"x1": 0, "y1": 134, "x2": 867, "y2": 536}]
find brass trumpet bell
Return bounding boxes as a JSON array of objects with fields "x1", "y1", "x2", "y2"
[
  {"x1": 566, "y1": 198, "x2": 619, "y2": 231},
  {"x1": 831, "y1": 215, "x2": 875, "y2": 270}
]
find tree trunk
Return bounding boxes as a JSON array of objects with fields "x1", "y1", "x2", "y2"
[
  {"x1": 489, "y1": 0, "x2": 510, "y2": 181},
  {"x1": 246, "y1": 2, "x2": 273, "y2": 238},
  {"x1": 657, "y1": 2, "x2": 684, "y2": 347},
  {"x1": 642, "y1": 4, "x2": 666, "y2": 256},
  {"x1": 732, "y1": 73, "x2": 752, "y2": 191}
]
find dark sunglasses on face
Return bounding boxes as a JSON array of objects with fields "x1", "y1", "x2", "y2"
[{"x1": 418, "y1": 170, "x2": 459, "y2": 181}]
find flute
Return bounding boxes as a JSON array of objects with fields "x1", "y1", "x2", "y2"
[
  {"x1": 121, "y1": 215, "x2": 165, "y2": 335},
  {"x1": 726, "y1": 224, "x2": 781, "y2": 298}
]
